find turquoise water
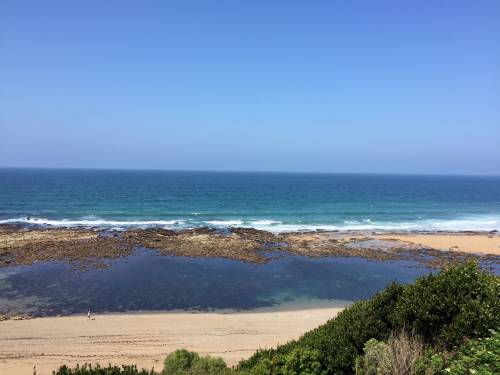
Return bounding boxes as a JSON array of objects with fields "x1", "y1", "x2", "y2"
[{"x1": 1, "y1": 168, "x2": 499, "y2": 231}]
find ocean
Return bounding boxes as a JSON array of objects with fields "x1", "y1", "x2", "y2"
[{"x1": 1, "y1": 168, "x2": 500, "y2": 232}]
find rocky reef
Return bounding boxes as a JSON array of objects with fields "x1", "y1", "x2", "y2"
[{"x1": 0, "y1": 225, "x2": 498, "y2": 269}]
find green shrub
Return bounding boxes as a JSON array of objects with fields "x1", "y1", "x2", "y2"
[
  {"x1": 443, "y1": 329, "x2": 499, "y2": 375},
  {"x1": 162, "y1": 349, "x2": 230, "y2": 375},
  {"x1": 413, "y1": 349, "x2": 449, "y2": 375},
  {"x1": 163, "y1": 349, "x2": 200, "y2": 374},
  {"x1": 390, "y1": 262, "x2": 500, "y2": 348},
  {"x1": 414, "y1": 329, "x2": 500, "y2": 375},
  {"x1": 53, "y1": 363, "x2": 157, "y2": 375},
  {"x1": 190, "y1": 356, "x2": 229, "y2": 375},
  {"x1": 243, "y1": 348, "x2": 324, "y2": 375},
  {"x1": 279, "y1": 347, "x2": 325, "y2": 375},
  {"x1": 354, "y1": 338, "x2": 387, "y2": 375}
]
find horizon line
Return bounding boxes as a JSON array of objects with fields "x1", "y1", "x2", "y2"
[{"x1": 1, "y1": 166, "x2": 499, "y2": 178}]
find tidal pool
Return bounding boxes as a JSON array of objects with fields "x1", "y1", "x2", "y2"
[{"x1": 0, "y1": 249, "x2": 431, "y2": 317}]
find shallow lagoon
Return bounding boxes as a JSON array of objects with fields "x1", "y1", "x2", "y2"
[{"x1": 0, "y1": 249, "x2": 433, "y2": 317}]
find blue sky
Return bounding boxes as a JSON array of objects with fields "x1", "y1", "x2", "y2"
[{"x1": 1, "y1": 1, "x2": 499, "y2": 174}]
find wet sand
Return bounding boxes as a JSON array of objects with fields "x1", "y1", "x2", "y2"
[{"x1": 0, "y1": 300, "x2": 348, "y2": 375}]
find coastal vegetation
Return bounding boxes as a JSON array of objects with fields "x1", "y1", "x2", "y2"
[{"x1": 50, "y1": 262, "x2": 499, "y2": 375}]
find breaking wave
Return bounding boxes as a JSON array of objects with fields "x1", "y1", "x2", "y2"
[
  {"x1": 0, "y1": 217, "x2": 184, "y2": 228},
  {"x1": 1, "y1": 215, "x2": 499, "y2": 233}
]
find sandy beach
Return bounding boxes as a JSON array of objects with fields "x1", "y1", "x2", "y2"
[
  {"x1": 0, "y1": 300, "x2": 348, "y2": 375},
  {"x1": 372, "y1": 233, "x2": 500, "y2": 255}
]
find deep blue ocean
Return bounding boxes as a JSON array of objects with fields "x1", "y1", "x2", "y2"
[{"x1": 1, "y1": 168, "x2": 500, "y2": 232}]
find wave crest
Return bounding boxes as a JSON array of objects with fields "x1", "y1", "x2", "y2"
[{"x1": 1, "y1": 215, "x2": 499, "y2": 232}]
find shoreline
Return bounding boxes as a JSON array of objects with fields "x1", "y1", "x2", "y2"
[
  {"x1": 1, "y1": 222, "x2": 499, "y2": 235},
  {"x1": 0, "y1": 300, "x2": 349, "y2": 375},
  {"x1": 2, "y1": 213, "x2": 500, "y2": 233}
]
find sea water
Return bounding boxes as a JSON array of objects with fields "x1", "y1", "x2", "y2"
[{"x1": 1, "y1": 168, "x2": 499, "y2": 232}]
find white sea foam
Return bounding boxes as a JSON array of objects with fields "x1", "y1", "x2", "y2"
[
  {"x1": 212, "y1": 216, "x2": 500, "y2": 233},
  {"x1": 1, "y1": 215, "x2": 499, "y2": 232},
  {"x1": 256, "y1": 217, "x2": 500, "y2": 233},
  {"x1": 249, "y1": 220, "x2": 281, "y2": 225},
  {"x1": 205, "y1": 220, "x2": 244, "y2": 226},
  {"x1": 0, "y1": 217, "x2": 184, "y2": 227},
  {"x1": 205, "y1": 219, "x2": 282, "y2": 229}
]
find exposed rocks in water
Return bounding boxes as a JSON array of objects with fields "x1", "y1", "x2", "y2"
[
  {"x1": 229, "y1": 227, "x2": 279, "y2": 242},
  {"x1": 0, "y1": 224, "x2": 498, "y2": 270},
  {"x1": 124, "y1": 227, "x2": 268, "y2": 263},
  {"x1": 0, "y1": 226, "x2": 132, "y2": 268}
]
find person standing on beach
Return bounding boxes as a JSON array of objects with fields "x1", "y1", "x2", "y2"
[{"x1": 87, "y1": 310, "x2": 91, "y2": 319}]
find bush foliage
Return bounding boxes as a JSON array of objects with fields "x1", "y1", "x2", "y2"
[
  {"x1": 443, "y1": 329, "x2": 500, "y2": 375},
  {"x1": 244, "y1": 347, "x2": 325, "y2": 375},
  {"x1": 52, "y1": 350, "x2": 230, "y2": 375},
  {"x1": 52, "y1": 364, "x2": 157, "y2": 375},
  {"x1": 414, "y1": 329, "x2": 500, "y2": 375},
  {"x1": 162, "y1": 349, "x2": 231, "y2": 375},
  {"x1": 390, "y1": 262, "x2": 500, "y2": 348}
]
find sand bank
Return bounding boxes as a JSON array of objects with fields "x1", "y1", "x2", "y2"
[
  {"x1": 372, "y1": 233, "x2": 500, "y2": 256},
  {"x1": 0, "y1": 300, "x2": 349, "y2": 375}
]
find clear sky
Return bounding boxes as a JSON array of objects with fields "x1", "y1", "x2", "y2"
[{"x1": 1, "y1": 1, "x2": 499, "y2": 175}]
